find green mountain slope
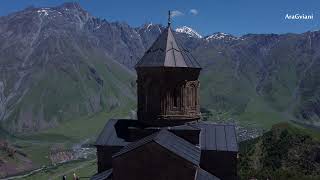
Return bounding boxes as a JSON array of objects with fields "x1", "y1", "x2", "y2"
[
  {"x1": 190, "y1": 32, "x2": 320, "y2": 129},
  {"x1": 2, "y1": 53, "x2": 136, "y2": 132},
  {"x1": 239, "y1": 123, "x2": 320, "y2": 179},
  {"x1": 0, "y1": 4, "x2": 137, "y2": 133}
]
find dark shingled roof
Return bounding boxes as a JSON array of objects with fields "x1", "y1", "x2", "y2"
[
  {"x1": 135, "y1": 27, "x2": 201, "y2": 69},
  {"x1": 191, "y1": 122, "x2": 238, "y2": 152},
  {"x1": 113, "y1": 129, "x2": 201, "y2": 165},
  {"x1": 95, "y1": 119, "x2": 129, "y2": 146},
  {"x1": 196, "y1": 168, "x2": 220, "y2": 180},
  {"x1": 90, "y1": 169, "x2": 112, "y2": 180}
]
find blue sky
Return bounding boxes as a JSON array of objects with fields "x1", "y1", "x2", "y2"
[{"x1": 0, "y1": 0, "x2": 320, "y2": 36}]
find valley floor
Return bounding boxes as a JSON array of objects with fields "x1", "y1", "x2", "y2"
[
  {"x1": 0, "y1": 107, "x2": 133, "y2": 179},
  {"x1": 1, "y1": 107, "x2": 319, "y2": 179}
]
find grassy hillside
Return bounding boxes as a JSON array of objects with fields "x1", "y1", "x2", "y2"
[
  {"x1": 199, "y1": 56, "x2": 288, "y2": 129},
  {"x1": 1, "y1": 52, "x2": 136, "y2": 133},
  {"x1": 239, "y1": 123, "x2": 320, "y2": 179},
  {"x1": 22, "y1": 159, "x2": 96, "y2": 180},
  {"x1": 196, "y1": 34, "x2": 320, "y2": 129},
  {"x1": 0, "y1": 104, "x2": 134, "y2": 178}
]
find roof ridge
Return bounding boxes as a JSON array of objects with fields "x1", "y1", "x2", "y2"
[
  {"x1": 113, "y1": 129, "x2": 201, "y2": 165},
  {"x1": 153, "y1": 129, "x2": 201, "y2": 164},
  {"x1": 112, "y1": 131, "x2": 159, "y2": 158}
]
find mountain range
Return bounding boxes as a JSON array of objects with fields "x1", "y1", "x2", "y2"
[{"x1": 1, "y1": 2, "x2": 320, "y2": 133}]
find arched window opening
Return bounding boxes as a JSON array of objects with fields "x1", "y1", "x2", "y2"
[
  {"x1": 187, "y1": 84, "x2": 197, "y2": 108},
  {"x1": 172, "y1": 86, "x2": 180, "y2": 108},
  {"x1": 145, "y1": 87, "x2": 149, "y2": 112},
  {"x1": 146, "y1": 83, "x2": 160, "y2": 113},
  {"x1": 173, "y1": 87, "x2": 178, "y2": 107},
  {"x1": 192, "y1": 86, "x2": 197, "y2": 106},
  {"x1": 187, "y1": 87, "x2": 191, "y2": 107}
]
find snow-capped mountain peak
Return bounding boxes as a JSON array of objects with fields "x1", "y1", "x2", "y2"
[
  {"x1": 37, "y1": 8, "x2": 50, "y2": 16},
  {"x1": 175, "y1": 26, "x2": 202, "y2": 38},
  {"x1": 205, "y1": 32, "x2": 240, "y2": 41}
]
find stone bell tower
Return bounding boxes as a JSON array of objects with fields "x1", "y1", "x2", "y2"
[{"x1": 135, "y1": 11, "x2": 202, "y2": 126}]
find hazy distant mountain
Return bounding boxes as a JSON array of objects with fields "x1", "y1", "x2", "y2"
[{"x1": 1, "y1": 2, "x2": 320, "y2": 133}]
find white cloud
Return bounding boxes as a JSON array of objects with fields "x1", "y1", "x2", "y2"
[
  {"x1": 189, "y1": 9, "x2": 198, "y2": 16},
  {"x1": 171, "y1": 10, "x2": 184, "y2": 17}
]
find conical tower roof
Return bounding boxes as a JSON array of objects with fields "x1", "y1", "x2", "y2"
[{"x1": 135, "y1": 26, "x2": 201, "y2": 69}]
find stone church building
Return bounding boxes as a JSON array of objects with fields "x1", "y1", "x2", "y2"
[{"x1": 91, "y1": 13, "x2": 238, "y2": 180}]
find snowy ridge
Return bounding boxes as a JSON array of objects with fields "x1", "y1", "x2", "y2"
[
  {"x1": 175, "y1": 26, "x2": 202, "y2": 38},
  {"x1": 146, "y1": 23, "x2": 153, "y2": 30},
  {"x1": 205, "y1": 32, "x2": 240, "y2": 41},
  {"x1": 37, "y1": 8, "x2": 50, "y2": 16},
  {"x1": 36, "y1": 7, "x2": 63, "y2": 17},
  {"x1": 143, "y1": 23, "x2": 162, "y2": 33}
]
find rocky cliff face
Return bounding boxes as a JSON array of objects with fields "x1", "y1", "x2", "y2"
[{"x1": 1, "y1": 2, "x2": 320, "y2": 133}]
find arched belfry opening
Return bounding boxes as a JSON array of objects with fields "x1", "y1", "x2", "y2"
[{"x1": 135, "y1": 11, "x2": 202, "y2": 126}]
